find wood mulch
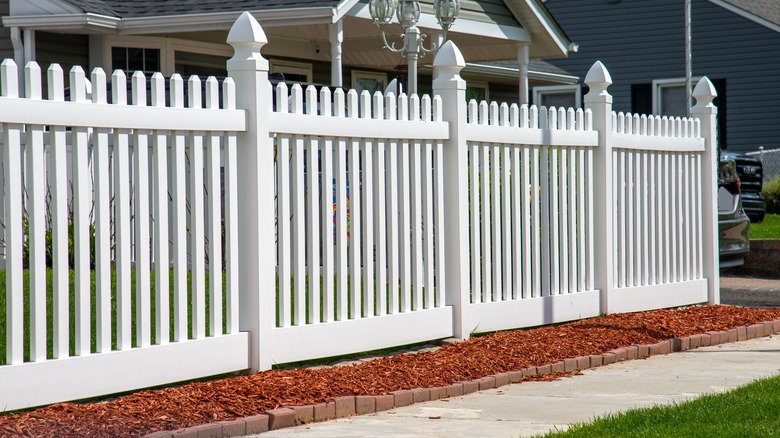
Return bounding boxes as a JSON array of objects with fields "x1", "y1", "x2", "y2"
[{"x1": 2, "y1": 304, "x2": 780, "y2": 437}]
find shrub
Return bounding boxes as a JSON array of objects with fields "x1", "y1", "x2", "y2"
[{"x1": 763, "y1": 175, "x2": 780, "y2": 214}]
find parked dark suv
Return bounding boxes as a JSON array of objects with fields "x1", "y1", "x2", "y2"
[
  {"x1": 718, "y1": 159, "x2": 750, "y2": 268},
  {"x1": 721, "y1": 152, "x2": 765, "y2": 222}
]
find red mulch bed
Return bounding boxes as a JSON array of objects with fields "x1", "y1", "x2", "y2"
[{"x1": 3, "y1": 305, "x2": 780, "y2": 437}]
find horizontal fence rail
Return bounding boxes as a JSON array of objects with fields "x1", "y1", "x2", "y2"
[{"x1": 0, "y1": 12, "x2": 721, "y2": 411}]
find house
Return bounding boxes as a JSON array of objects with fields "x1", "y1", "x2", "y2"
[
  {"x1": 0, "y1": 0, "x2": 579, "y2": 104},
  {"x1": 542, "y1": 0, "x2": 780, "y2": 153}
]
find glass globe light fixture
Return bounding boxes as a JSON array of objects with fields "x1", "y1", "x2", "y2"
[
  {"x1": 433, "y1": 0, "x2": 460, "y2": 30},
  {"x1": 396, "y1": 0, "x2": 421, "y2": 30},
  {"x1": 369, "y1": 0, "x2": 397, "y2": 26}
]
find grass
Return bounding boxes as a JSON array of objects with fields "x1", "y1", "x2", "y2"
[
  {"x1": 750, "y1": 213, "x2": 780, "y2": 239},
  {"x1": 540, "y1": 373, "x2": 780, "y2": 437},
  {"x1": 0, "y1": 268, "x2": 225, "y2": 365}
]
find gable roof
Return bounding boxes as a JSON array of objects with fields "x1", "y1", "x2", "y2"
[{"x1": 710, "y1": 0, "x2": 780, "y2": 33}]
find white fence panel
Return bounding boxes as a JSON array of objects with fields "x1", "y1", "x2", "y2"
[
  {"x1": 268, "y1": 83, "x2": 452, "y2": 364},
  {"x1": 461, "y1": 100, "x2": 600, "y2": 333},
  {"x1": 0, "y1": 14, "x2": 723, "y2": 410},
  {"x1": 608, "y1": 110, "x2": 708, "y2": 312},
  {"x1": 0, "y1": 60, "x2": 248, "y2": 411}
]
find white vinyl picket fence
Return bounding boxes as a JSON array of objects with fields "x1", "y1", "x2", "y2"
[{"x1": 0, "y1": 12, "x2": 720, "y2": 411}]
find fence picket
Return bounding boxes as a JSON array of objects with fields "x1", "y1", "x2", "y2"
[
  {"x1": 25, "y1": 62, "x2": 47, "y2": 361},
  {"x1": 152, "y1": 73, "x2": 171, "y2": 343},
  {"x1": 48, "y1": 64, "x2": 69, "y2": 358},
  {"x1": 292, "y1": 123, "x2": 306, "y2": 325},
  {"x1": 480, "y1": 143, "x2": 491, "y2": 302},
  {"x1": 334, "y1": 88, "x2": 348, "y2": 320},
  {"x1": 559, "y1": 146, "x2": 569, "y2": 294},
  {"x1": 133, "y1": 71, "x2": 152, "y2": 347},
  {"x1": 112, "y1": 70, "x2": 133, "y2": 349},
  {"x1": 531, "y1": 146, "x2": 541, "y2": 297},
  {"x1": 522, "y1": 147, "x2": 532, "y2": 298},
  {"x1": 170, "y1": 74, "x2": 189, "y2": 340},
  {"x1": 92, "y1": 67, "x2": 112, "y2": 352},
  {"x1": 469, "y1": 143, "x2": 479, "y2": 302},
  {"x1": 511, "y1": 146, "x2": 521, "y2": 300},
  {"x1": 319, "y1": 88, "x2": 334, "y2": 322},
  {"x1": 189, "y1": 76, "x2": 207, "y2": 337},
  {"x1": 70, "y1": 66, "x2": 92, "y2": 356},
  {"x1": 567, "y1": 147, "x2": 577, "y2": 293},
  {"x1": 373, "y1": 101, "x2": 387, "y2": 314},
  {"x1": 411, "y1": 137, "x2": 423, "y2": 310},
  {"x1": 205, "y1": 77, "x2": 223, "y2": 335},
  {"x1": 501, "y1": 144, "x2": 511, "y2": 300},
  {"x1": 306, "y1": 86, "x2": 322, "y2": 324},
  {"x1": 223, "y1": 78, "x2": 240, "y2": 333}
]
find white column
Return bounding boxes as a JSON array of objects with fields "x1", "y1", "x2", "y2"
[
  {"x1": 10, "y1": 27, "x2": 23, "y2": 94},
  {"x1": 583, "y1": 61, "x2": 614, "y2": 314},
  {"x1": 227, "y1": 12, "x2": 275, "y2": 372},
  {"x1": 330, "y1": 21, "x2": 343, "y2": 87},
  {"x1": 433, "y1": 41, "x2": 470, "y2": 338},
  {"x1": 518, "y1": 43, "x2": 529, "y2": 105},
  {"x1": 691, "y1": 78, "x2": 719, "y2": 305},
  {"x1": 23, "y1": 29, "x2": 35, "y2": 63}
]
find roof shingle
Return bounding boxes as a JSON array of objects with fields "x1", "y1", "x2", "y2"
[
  {"x1": 720, "y1": 0, "x2": 780, "y2": 27},
  {"x1": 63, "y1": 0, "x2": 341, "y2": 18}
]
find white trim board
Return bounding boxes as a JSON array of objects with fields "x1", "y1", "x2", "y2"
[{"x1": 708, "y1": 0, "x2": 780, "y2": 35}]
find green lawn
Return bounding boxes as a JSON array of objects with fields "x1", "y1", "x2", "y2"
[
  {"x1": 750, "y1": 213, "x2": 780, "y2": 239},
  {"x1": 540, "y1": 373, "x2": 780, "y2": 437},
  {"x1": 0, "y1": 268, "x2": 223, "y2": 364}
]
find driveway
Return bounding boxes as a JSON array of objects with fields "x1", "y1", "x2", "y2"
[{"x1": 720, "y1": 276, "x2": 780, "y2": 308}]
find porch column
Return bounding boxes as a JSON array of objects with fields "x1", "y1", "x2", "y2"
[
  {"x1": 23, "y1": 30, "x2": 35, "y2": 63},
  {"x1": 330, "y1": 21, "x2": 343, "y2": 87},
  {"x1": 517, "y1": 43, "x2": 529, "y2": 105},
  {"x1": 10, "y1": 27, "x2": 23, "y2": 94}
]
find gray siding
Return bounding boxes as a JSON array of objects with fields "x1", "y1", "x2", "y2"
[
  {"x1": 35, "y1": 31, "x2": 89, "y2": 74},
  {"x1": 544, "y1": 0, "x2": 780, "y2": 153},
  {"x1": 0, "y1": 1, "x2": 12, "y2": 61}
]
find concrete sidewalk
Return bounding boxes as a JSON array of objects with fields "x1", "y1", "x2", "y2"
[{"x1": 254, "y1": 335, "x2": 780, "y2": 437}]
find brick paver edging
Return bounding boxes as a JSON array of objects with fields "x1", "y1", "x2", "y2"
[{"x1": 143, "y1": 319, "x2": 780, "y2": 438}]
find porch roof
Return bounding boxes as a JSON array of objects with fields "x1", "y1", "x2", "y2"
[{"x1": 5, "y1": 0, "x2": 576, "y2": 60}]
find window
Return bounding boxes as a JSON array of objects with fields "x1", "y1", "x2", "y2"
[
  {"x1": 270, "y1": 60, "x2": 312, "y2": 84},
  {"x1": 652, "y1": 78, "x2": 701, "y2": 117},
  {"x1": 111, "y1": 47, "x2": 160, "y2": 74},
  {"x1": 533, "y1": 85, "x2": 581, "y2": 109},
  {"x1": 466, "y1": 83, "x2": 489, "y2": 103},
  {"x1": 352, "y1": 71, "x2": 387, "y2": 95},
  {"x1": 636, "y1": 78, "x2": 727, "y2": 149}
]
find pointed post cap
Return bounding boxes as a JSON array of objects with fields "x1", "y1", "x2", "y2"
[
  {"x1": 584, "y1": 60, "x2": 612, "y2": 98},
  {"x1": 433, "y1": 40, "x2": 465, "y2": 85},
  {"x1": 692, "y1": 76, "x2": 717, "y2": 109},
  {"x1": 227, "y1": 11, "x2": 268, "y2": 71}
]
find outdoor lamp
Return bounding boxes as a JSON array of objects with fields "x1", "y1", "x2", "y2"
[
  {"x1": 369, "y1": 0, "x2": 396, "y2": 26},
  {"x1": 433, "y1": 0, "x2": 460, "y2": 31},
  {"x1": 396, "y1": 0, "x2": 421, "y2": 29},
  {"x1": 368, "y1": 0, "x2": 460, "y2": 95}
]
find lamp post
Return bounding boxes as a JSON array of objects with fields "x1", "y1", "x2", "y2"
[{"x1": 369, "y1": 0, "x2": 460, "y2": 95}]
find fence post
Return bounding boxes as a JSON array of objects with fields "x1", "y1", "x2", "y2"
[
  {"x1": 226, "y1": 12, "x2": 275, "y2": 372},
  {"x1": 432, "y1": 41, "x2": 470, "y2": 339},
  {"x1": 583, "y1": 61, "x2": 615, "y2": 314},
  {"x1": 691, "y1": 77, "x2": 720, "y2": 305}
]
